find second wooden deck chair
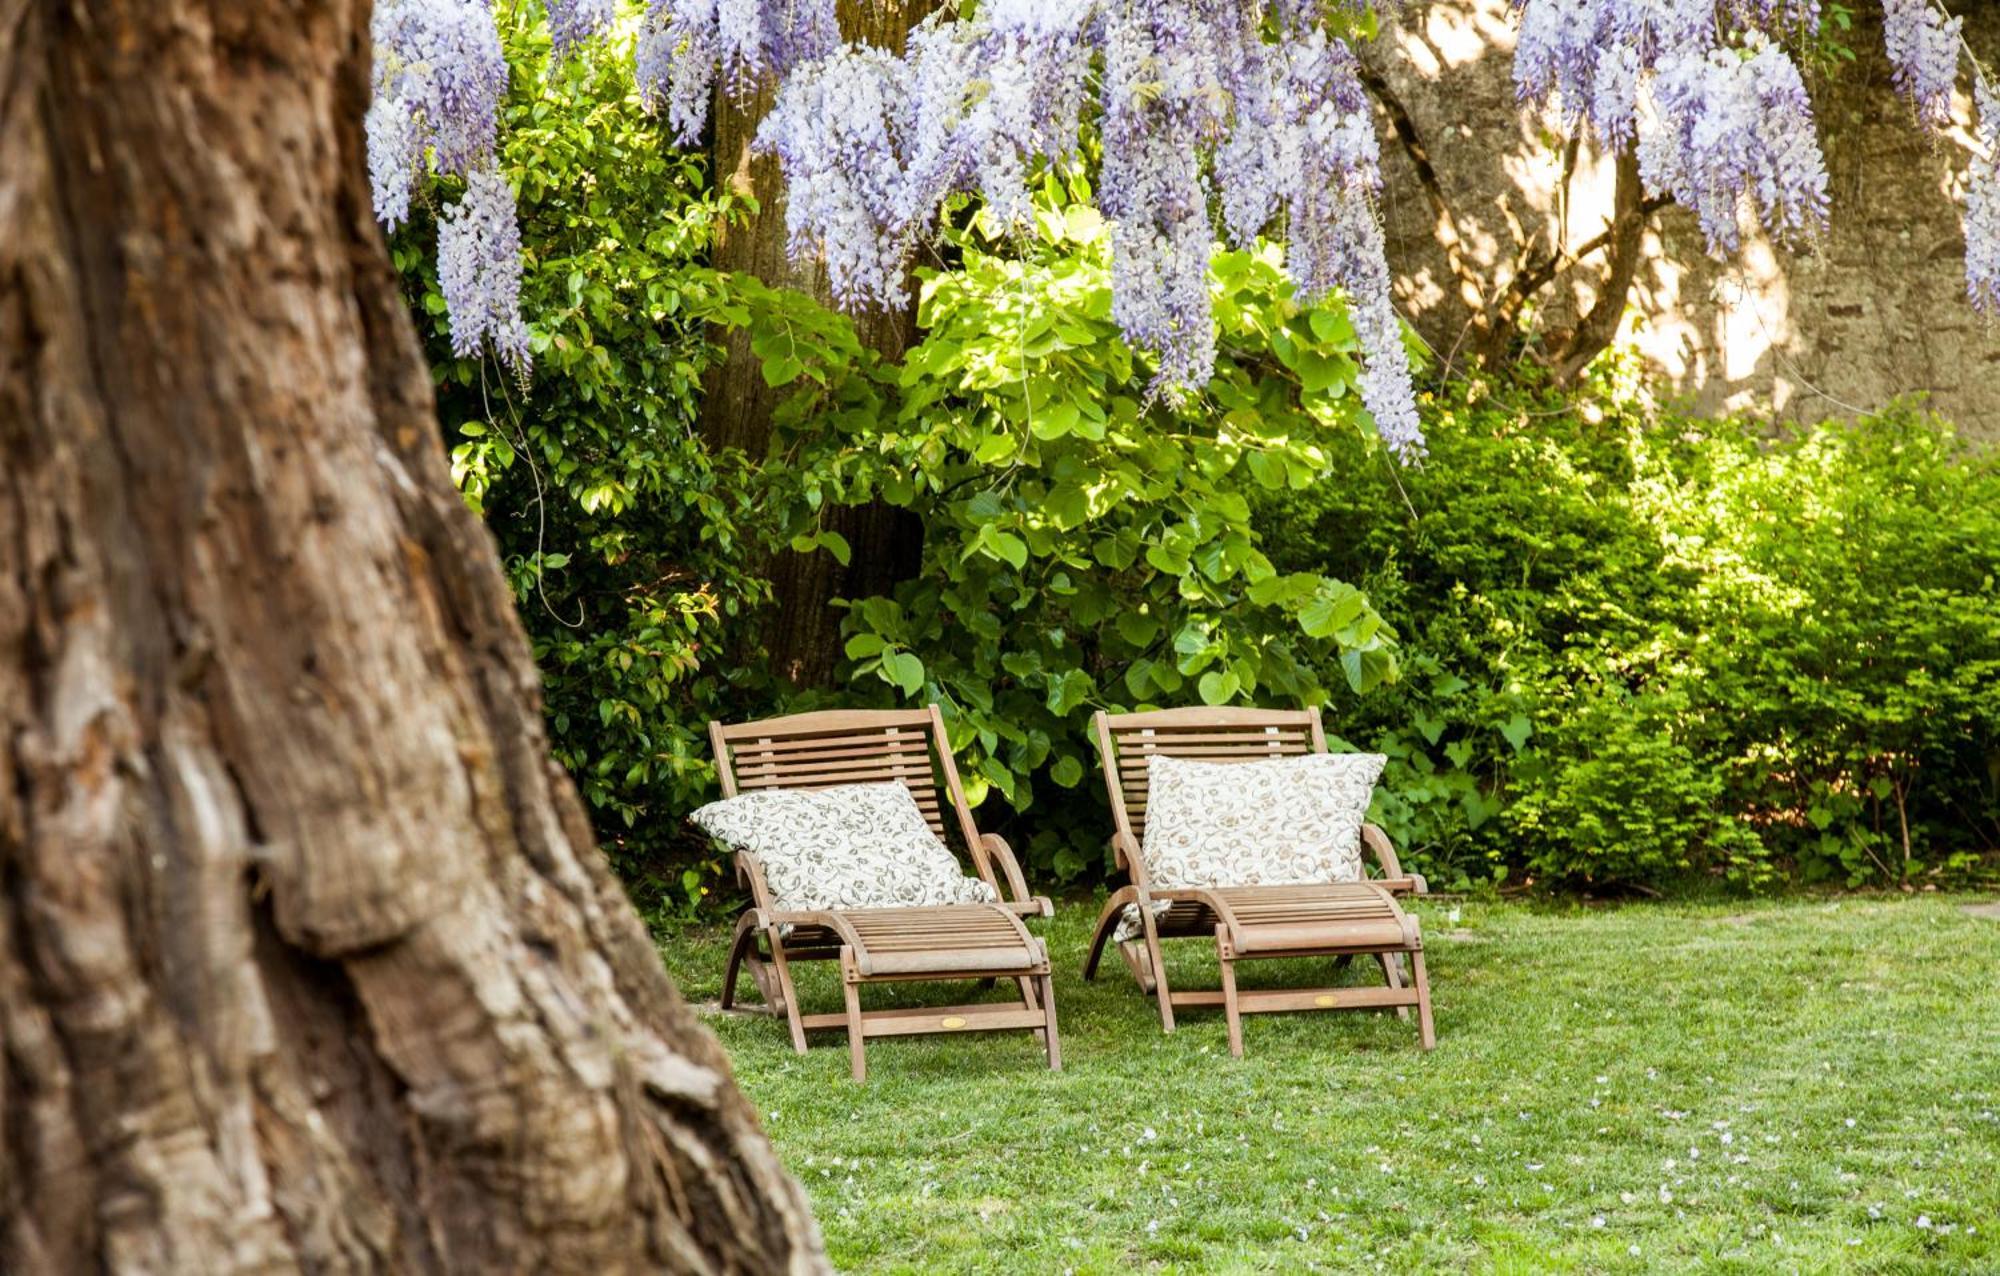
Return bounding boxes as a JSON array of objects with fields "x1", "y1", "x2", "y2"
[
  {"x1": 1082, "y1": 706, "x2": 1435, "y2": 1054},
  {"x1": 705, "y1": 706, "x2": 1059, "y2": 1081}
]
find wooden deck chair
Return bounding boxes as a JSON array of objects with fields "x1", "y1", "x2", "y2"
[
  {"x1": 705, "y1": 706, "x2": 1059, "y2": 1081},
  {"x1": 1082, "y1": 706, "x2": 1435, "y2": 1055}
]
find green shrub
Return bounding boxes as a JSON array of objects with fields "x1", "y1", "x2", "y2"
[
  {"x1": 1264, "y1": 380, "x2": 2000, "y2": 891},
  {"x1": 391, "y1": 11, "x2": 784, "y2": 923},
  {"x1": 752, "y1": 186, "x2": 1406, "y2": 880}
]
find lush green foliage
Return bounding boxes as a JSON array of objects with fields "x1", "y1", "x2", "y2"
[
  {"x1": 392, "y1": 12, "x2": 784, "y2": 920},
  {"x1": 759, "y1": 189, "x2": 1404, "y2": 878},
  {"x1": 670, "y1": 894, "x2": 2000, "y2": 1271},
  {"x1": 1265, "y1": 381, "x2": 2000, "y2": 891},
  {"x1": 390, "y1": 15, "x2": 1998, "y2": 914}
]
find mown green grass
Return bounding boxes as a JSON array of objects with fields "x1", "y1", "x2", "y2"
[{"x1": 659, "y1": 895, "x2": 2000, "y2": 1273}]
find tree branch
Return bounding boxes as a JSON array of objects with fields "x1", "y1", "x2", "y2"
[{"x1": 1547, "y1": 150, "x2": 1655, "y2": 381}]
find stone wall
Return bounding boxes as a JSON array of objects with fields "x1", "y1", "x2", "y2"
[{"x1": 1369, "y1": 0, "x2": 2000, "y2": 439}]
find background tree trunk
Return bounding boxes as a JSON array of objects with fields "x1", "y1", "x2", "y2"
[
  {"x1": 0, "y1": 2, "x2": 823, "y2": 1271},
  {"x1": 705, "y1": 0, "x2": 931, "y2": 689}
]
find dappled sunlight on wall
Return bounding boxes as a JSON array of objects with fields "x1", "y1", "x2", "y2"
[{"x1": 1370, "y1": 0, "x2": 2000, "y2": 438}]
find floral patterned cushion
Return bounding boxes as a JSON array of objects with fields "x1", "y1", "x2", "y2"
[
  {"x1": 1115, "y1": 751, "x2": 1385, "y2": 941},
  {"x1": 690, "y1": 781, "x2": 998, "y2": 915}
]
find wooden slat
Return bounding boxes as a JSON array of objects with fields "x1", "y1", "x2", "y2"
[
  {"x1": 797, "y1": 1007, "x2": 1046, "y2": 1036},
  {"x1": 729, "y1": 736, "x2": 932, "y2": 765},
  {"x1": 715, "y1": 707, "x2": 933, "y2": 741},
  {"x1": 1113, "y1": 732, "x2": 1311, "y2": 749},
  {"x1": 1167, "y1": 986, "x2": 1415, "y2": 1012}
]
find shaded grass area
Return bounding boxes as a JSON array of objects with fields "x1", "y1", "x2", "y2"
[{"x1": 659, "y1": 895, "x2": 2000, "y2": 1273}]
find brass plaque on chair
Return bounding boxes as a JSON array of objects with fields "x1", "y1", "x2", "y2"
[
  {"x1": 940, "y1": 1015, "x2": 968, "y2": 1028},
  {"x1": 1313, "y1": 994, "x2": 1338, "y2": 1008}
]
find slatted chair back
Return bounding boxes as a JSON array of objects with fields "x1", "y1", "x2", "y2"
[
  {"x1": 709, "y1": 705, "x2": 988, "y2": 869},
  {"x1": 1093, "y1": 706, "x2": 1327, "y2": 846}
]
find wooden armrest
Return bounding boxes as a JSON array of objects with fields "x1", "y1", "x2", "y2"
[
  {"x1": 1361, "y1": 824, "x2": 1423, "y2": 891},
  {"x1": 980, "y1": 833, "x2": 1037, "y2": 907},
  {"x1": 1147, "y1": 886, "x2": 1245, "y2": 948},
  {"x1": 1110, "y1": 830, "x2": 1145, "y2": 880}
]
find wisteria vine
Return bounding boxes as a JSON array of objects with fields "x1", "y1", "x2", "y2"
[
  {"x1": 724, "y1": 0, "x2": 1428, "y2": 456},
  {"x1": 367, "y1": 0, "x2": 529, "y2": 370},
  {"x1": 366, "y1": 1, "x2": 2000, "y2": 454},
  {"x1": 1511, "y1": 0, "x2": 1999, "y2": 314}
]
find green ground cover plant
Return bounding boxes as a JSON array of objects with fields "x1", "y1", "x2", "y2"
[{"x1": 665, "y1": 894, "x2": 2000, "y2": 1273}]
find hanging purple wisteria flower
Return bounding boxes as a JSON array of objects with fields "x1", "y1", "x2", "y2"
[
  {"x1": 546, "y1": 0, "x2": 617, "y2": 60},
  {"x1": 366, "y1": 0, "x2": 530, "y2": 375},
  {"x1": 637, "y1": 0, "x2": 839, "y2": 143},
  {"x1": 1882, "y1": 0, "x2": 1963, "y2": 133},
  {"x1": 1640, "y1": 37, "x2": 1829, "y2": 253},
  {"x1": 366, "y1": 0, "x2": 510, "y2": 224},
  {"x1": 439, "y1": 168, "x2": 534, "y2": 373},
  {"x1": 1968, "y1": 77, "x2": 2000, "y2": 316}
]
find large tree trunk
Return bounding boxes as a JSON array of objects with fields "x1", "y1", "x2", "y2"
[
  {"x1": 706, "y1": 0, "x2": 929, "y2": 689},
  {"x1": 0, "y1": 2, "x2": 823, "y2": 1271}
]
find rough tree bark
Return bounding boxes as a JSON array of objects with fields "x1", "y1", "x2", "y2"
[
  {"x1": 0, "y1": 2, "x2": 824, "y2": 1271},
  {"x1": 706, "y1": 0, "x2": 930, "y2": 689}
]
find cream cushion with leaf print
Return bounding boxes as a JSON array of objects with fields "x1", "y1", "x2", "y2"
[
  {"x1": 691, "y1": 781, "x2": 997, "y2": 914},
  {"x1": 1115, "y1": 751, "x2": 1386, "y2": 941}
]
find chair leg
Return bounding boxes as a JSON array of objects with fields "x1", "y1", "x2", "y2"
[
  {"x1": 1411, "y1": 948, "x2": 1436, "y2": 1051},
  {"x1": 1039, "y1": 973, "x2": 1062, "y2": 1072},
  {"x1": 1016, "y1": 974, "x2": 1047, "y2": 1048},
  {"x1": 1145, "y1": 914, "x2": 1176, "y2": 1034},
  {"x1": 840, "y1": 949, "x2": 867, "y2": 1082},
  {"x1": 1377, "y1": 952, "x2": 1411, "y2": 1022},
  {"x1": 1083, "y1": 887, "x2": 1135, "y2": 982},
  {"x1": 1118, "y1": 941, "x2": 1157, "y2": 994},
  {"x1": 1215, "y1": 925, "x2": 1243, "y2": 1058},
  {"x1": 768, "y1": 938, "x2": 809, "y2": 1055},
  {"x1": 721, "y1": 913, "x2": 759, "y2": 1011}
]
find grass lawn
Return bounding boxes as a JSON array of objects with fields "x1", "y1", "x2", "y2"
[{"x1": 660, "y1": 894, "x2": 2000, "y2": 1273}]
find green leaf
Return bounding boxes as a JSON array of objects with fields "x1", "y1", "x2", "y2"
[
  {"x1": 882, "y1": 651, "x2": 925, "y2": 696},
  {"x1": 1050, "y1": 755, "x2": 1085, "y2": 788},
  {"x1": 1498, "y1": 715, "x2": 1534, "y2": 752},
  {"x1": 843, "y1": 633, "x2": 887, "y2": 659},
  {"x1": 1197, "y1": 669, "x2": 1240, "y2": 705}
]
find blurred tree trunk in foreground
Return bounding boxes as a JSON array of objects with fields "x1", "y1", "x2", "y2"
[{"x1": 0, "y1": 1, "x2": 823, "y2": 1269}]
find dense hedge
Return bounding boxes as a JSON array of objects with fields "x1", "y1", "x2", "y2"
[{"x1": 1264, "y1": 382, "x2": 2000, "y2": 891}]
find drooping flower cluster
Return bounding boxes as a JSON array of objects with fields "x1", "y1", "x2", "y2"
[
  {"x1": 366, "y1": 0, "x2": 509, "y2": 226},
  {"x1": 748, "y1": 2, "x2": 1098, "y2": 310},
  {"x1": 753, "y1": 0, "x2": 1426, "y2": 456},
  {"x1": 366, "y1": 0, "x2": 530, "y2": 373},
  {"x1": 1969, "y1": 77, "x2": 2000, "y2": 315},
  {"x1": 546, "y1": 0, "x2": 617, "y2": 60},
  {"x1": 1513, "y1": 0, "x2": 1827, "y2": 254},
  {"x1": 637, "y1": 0, "x2": 839, "y2": 144},
  {"x1": 1639, "y1": 36, "x2": 1829, "y2": 253},
  {"x1": 1882, "y1": 0, "x2": 1962, "y2": 133},
  {"x1": 439, "y1": 168, "x2": 534, "y2": 369}
]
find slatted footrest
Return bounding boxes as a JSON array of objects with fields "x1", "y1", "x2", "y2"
[
  {"x1": 841, "y1": 904, "x2": 1046, "y2": 978},
  {"x1": 1215, "y1": 883, "x2": 1419, "y2": 954}
]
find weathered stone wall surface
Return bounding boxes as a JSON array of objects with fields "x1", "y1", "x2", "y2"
[{"x1": 1369, "y1": 0, "x2": 2000, "y2": 440}]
